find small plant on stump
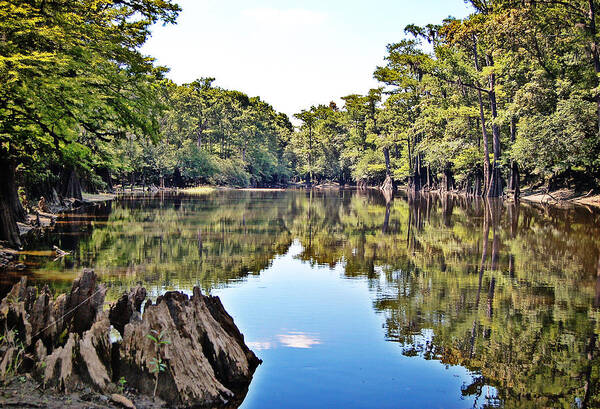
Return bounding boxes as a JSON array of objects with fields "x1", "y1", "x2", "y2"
[
  {"x1": 146, "y1": 329, "x2": 170, "y2": 397},
  {"x1": 117, "y1": 376, "x2": 127, "y2": 394},
  {"x1": 0, "y1": 329, "x2": 25, "y2": 383}
]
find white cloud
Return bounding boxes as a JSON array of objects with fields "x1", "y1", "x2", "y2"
[{"x1": 246, "y1": 341, "x2": 274, "y2": 350}]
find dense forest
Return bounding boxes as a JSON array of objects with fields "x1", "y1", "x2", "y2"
[
  {"x1": 293, "y1": 0, "x2": 600, "y2": 197},
  {"x1": 3, "y1": 0, "x2": 600, "y2": 246}
]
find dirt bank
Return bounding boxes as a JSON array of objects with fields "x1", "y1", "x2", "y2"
[
  {"x1": 518, "y1": 188, "x2": 600, "y2": 209},
  {"x1": 0, "y1": 375, "x2": 162, "y2": 408}
]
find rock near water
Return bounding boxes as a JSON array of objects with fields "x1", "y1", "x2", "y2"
[{"x1": 0, "y1": 270, "x2": 261, "y2": 408}]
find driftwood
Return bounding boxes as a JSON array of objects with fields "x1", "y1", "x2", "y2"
[
  {"x1": 0, "y1": 270, "x2": 261, "y2": 408},
  {"x1": 52, "y1": 245, "x2": 70, "y2": 261}
]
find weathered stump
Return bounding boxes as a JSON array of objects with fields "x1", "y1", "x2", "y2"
[{"x1": 0, "y1": 270, "x2": 261, "y2": 408}]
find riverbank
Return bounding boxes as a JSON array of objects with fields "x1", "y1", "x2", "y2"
[
  {"x1": 518, "y1": 188, "x2": 600, "y2": 208},
  {"x1": 0, "y1": 375, "x2": 161, "y2": 408},
  {"x1": 0, "y1": 192, "x2": 116, "y2": 270},
  {"x1": 20, "y1": 192, "x2": 116, "y2": 236},
  {"x1": 393, "y1": 185, "x2": 600, "y2": 209}
]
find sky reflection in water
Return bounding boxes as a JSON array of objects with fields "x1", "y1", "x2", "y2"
[{"x1": 213, "y1": 241, "x2": 497, "y2": 409}]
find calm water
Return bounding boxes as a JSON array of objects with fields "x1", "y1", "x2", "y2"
[{"x1": 8, "y1": 190, "x2": 600, "y2": 408}]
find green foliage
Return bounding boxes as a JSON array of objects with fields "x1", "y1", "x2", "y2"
[
  {"x1": 352, "y1": 149, "x2": 387, "y2": 183},
  {"x1": 0, "y1": 0, "x2": 180, "y2": 187},
  {"x1": 117, "y1": 376, "x2": 127, "y2": 394},
  {"x1": 178, "y1": 144, "x2": 217, "y2": 183},
  {"x1": 147, "y1": 329, "x2": 171, "y2": 397},
  {"x1": 121, "y1": 80, "x2": 295, "y2": 188},
  {"x1": 0, "y1": 329, "x2": 25, "y2": 381},
  {"x1": 513, "y1": 97, "x2": 598, "y2": 178},
  {"x1": 210, "y1": 158, "x2": 250, "y2": 187},
  {"x1": 287, "y1": 0, "x2": 600, "y2": 190}
]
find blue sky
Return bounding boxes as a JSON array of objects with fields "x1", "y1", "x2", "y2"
[{"x1": 142, "y1": 0, "x2": 473, "y2": 118}]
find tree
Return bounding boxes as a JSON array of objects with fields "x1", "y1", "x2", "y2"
[
  {"x1": 294, "y1": 108, "x2": 319, "y2": 185},
  {"x1": 375, "y1": 39, "x2": 430, "y2": 192},
  {"x1": 0, "y1": 0, "x2": 180, "y2": 246}
]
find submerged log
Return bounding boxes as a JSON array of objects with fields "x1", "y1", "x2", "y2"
[{"x1": 0, "y1": 270, "x2": 260, "y2": 408}]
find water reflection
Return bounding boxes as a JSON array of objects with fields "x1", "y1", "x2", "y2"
[
  {"x1": 277, "y1": 332, "x2": 321, "y2": 349},
  {"x1": 247, "y1": 332, "x2": 322, "y2": 350},
  {"x1": 9, "y1": 189, "x2": 600, "y2": 408}
]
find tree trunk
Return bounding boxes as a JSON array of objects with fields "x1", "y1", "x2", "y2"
[
  {"x1": 383, "y1": 146, "x2": 391, "y2": 177},
  {"x1": 473, "y1": 36, "x2": 491, "y2": 195},
  {"x1": 426, "y1": 165, "x2": 431, "y2": 189},
  {"x1": 98, "y1": 168, "x2": 113, "y2": 192},
  {"x1": 63, "y1": 169, "x2": 83, "y2": 200},
  {"x1": 589, "y1": 0, "x2": 600, "y2": 132},
  {"x1": 442, "y1": 165, "x2": 454, "y2": 192},
  {"x1": 595, "y1": 253, "x2": 600, "y2": 309},
  {"x1": 509, "y1": 118, "x2": 520, "y2": 199},
  {"x1": 487, "y1": 277, "x2": 496, "y2": 319},
  {"x1": 411, "y1": 154, "x2": 425, "y2": 192},
  {"x1": 173, "y1": 167, "x2": 183, "y2": 188},
  {"x1": 478, "y1": 89, "x2": 491, "y2": 195},
  {"x1": 487, "y1": 61, "x2": 502, "y2": 198},
  {"x1": 382, "y1": 198, "x2": 391, "y2": 234},
  {"x1": 410, "y1": 131, "x2": 425, "y2": 192},
  {"x1": 475, "y1": 203, "x2": 491, "y2": 308},
  {"x1": 0, "y1": 159, "x2": 26, "y2": 247},
  {"x1": 308, "y1": 123, "x2": 313, "y2": 186}
]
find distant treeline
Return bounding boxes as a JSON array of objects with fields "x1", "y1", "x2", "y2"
[{"x1": 3, "y1": 0, "x2": 600, "y2": 246}]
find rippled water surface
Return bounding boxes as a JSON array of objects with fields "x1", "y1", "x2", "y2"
[{"x1": 9, "y1": 190, "x2": 600, "y2": 408}]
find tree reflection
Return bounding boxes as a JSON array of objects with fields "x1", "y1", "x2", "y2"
[{"x1": 14, "y1": 189, "x2": 600, "y2": 408}]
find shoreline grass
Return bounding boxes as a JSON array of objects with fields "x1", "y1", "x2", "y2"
[{"x1": 181, "y1": 186, "x2": 217, "y2": 195}]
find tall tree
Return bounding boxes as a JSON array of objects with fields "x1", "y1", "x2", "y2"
[{"x1": 0, "y1": 0, "x2": 180, "y2": 246}]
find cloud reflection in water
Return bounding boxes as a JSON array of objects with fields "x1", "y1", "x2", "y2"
[
  {"x1": 277, "y1": 332, "x2": 321, "y2": 349},
  {"x1": 247, "y1": 331, "x2": 321, "y2": 350}
]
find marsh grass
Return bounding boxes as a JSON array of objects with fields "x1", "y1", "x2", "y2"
[{"x1": 181, "y1": 186, "x2": 217, "y2": 195}]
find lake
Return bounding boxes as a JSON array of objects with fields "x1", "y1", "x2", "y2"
[{"x1": 8, "y1": 189, "x2": 600, "y2": 408}]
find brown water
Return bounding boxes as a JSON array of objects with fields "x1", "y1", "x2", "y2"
[{"x1": 8, "y1": 190, "x2": 600, "y2": 408}]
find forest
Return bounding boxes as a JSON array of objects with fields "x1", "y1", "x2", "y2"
[{"x1": 3, "y1": 0, "x2": 600, "y2": 246}]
